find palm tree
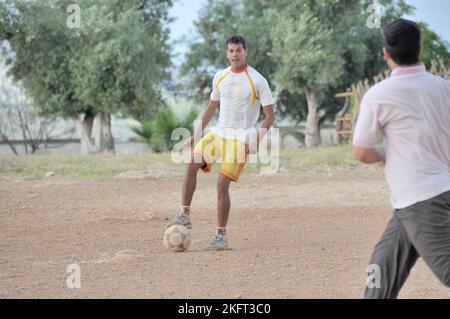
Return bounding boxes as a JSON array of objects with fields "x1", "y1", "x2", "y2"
[{"x1": 131, "y1": 107, "x2": 199, "y2": 153}]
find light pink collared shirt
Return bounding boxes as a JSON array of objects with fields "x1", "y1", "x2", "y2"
[{"x1": 353, "y1": 64, "x2": 450, "y2": 209}]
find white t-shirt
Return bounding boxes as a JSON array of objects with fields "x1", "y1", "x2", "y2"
[
  {"x1": 210, "y1": 65, "x2": 274, "y2": 143},
  {"x1": 353, "y1": 64, "x2": 450, "y2": 209}
]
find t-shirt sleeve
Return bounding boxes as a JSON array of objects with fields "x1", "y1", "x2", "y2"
[
  {"x1": 210, "y1": 73, "x2": 220, "y2": 101},
  {"x1": 352, "y1": 93, "x2": 381, "y2": 148},
  {"x1": 256, "y1": 77, "x2": 274, "y2": 107}
]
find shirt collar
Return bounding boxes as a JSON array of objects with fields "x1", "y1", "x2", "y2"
[
  {"x1": 391, "y1": 64, "x2": 426, "y2": 77},
  {"x1": 230, "y1": 64, "x2": 249, "y2": 74}
]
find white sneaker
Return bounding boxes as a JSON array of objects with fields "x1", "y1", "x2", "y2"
[
  {"x1": 207, "y1": 234, "x2": 230, "y2": 250},
  {"x1": 166, "y1": 211, "x2": 192, "y2": 229}
]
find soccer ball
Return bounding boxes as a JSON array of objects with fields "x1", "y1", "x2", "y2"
[{"x1": 163, "y1": 225, "x2": 191, "y2": 252}]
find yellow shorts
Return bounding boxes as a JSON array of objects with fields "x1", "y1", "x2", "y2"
[{"x1": 193, "y1": 132, "x2": 248, "y2": 182}]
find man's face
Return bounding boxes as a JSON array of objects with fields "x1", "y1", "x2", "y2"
[{"x1": 226, "y1": 43, "x2": 247, "y2": 69}]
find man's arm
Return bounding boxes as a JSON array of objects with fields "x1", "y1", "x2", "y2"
[
  {"x1": 353, "y1": 146, "x2": 385, "y2": 164},
  {"x1": 352, "y1": 91, "x2": 384, "y2": 165},
  {"x1": 247, "y1": 105, "x2": 275, "y2": 153},
  {"x1": 183, "y1": 100, "x2": 219, "y2": 147},
  {"x1": 197, "y1": 100, "x2": 219, "y2": 134},
  {"x1": 258, "y1": 105, "x2": 275, "y2": 143}
]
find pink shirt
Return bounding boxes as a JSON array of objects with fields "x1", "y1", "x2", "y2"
[{"x1": 353, "y1": 65, "x2": 450, "y2": 209}]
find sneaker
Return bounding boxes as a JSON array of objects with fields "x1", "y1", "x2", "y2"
[
  {"x1": 207, "y1": 234, "x2": 230, "y2": 250},
  {"x1": 166, "y1": 211, "x2": 192, "y2": 229}
]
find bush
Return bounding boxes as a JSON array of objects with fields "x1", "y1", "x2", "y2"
[{"x1": 131, "y1": 108, "x2": 198, "y2": 153}]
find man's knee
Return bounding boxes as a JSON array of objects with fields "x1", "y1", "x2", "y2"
[
  {"x1": 217, "y1": 176, "x2": 231, "y2": 192},
  {"x1": 187, "y1": 155, "x2": 205, "y2": 172}
]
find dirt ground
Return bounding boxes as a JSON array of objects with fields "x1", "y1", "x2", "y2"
[{"x1": 1, "y1": 165, "x2": 449, "y2": 299}]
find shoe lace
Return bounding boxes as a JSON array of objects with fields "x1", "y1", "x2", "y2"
[
  {"x1": 176, "y1": 211, "x2": 187, "y2": 219},
  {"x1": 213, "y1": 234, "x2": 224, "y2": 242}
]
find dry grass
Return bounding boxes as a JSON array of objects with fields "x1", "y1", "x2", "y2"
[{"x1": 0, "y1": 145, "x2": 367, "y2": 180}]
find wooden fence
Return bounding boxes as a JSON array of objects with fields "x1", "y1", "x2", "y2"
[{"x1": 335, "y1": 60, "x2": 450, "y2": 144}]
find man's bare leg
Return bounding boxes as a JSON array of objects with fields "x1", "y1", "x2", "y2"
[
  {"x1": 206, "y1": 174, "x2": 232, "y2": 250},
  {"x1": 216, "y1": 174, "x2": 232, "y2": 234},
  {"x1": 168, "y1": 155, "x2": 205, "y2": 229},
  {"x1": 181, "y1": 154, "x2": 205, "y2": 207}
]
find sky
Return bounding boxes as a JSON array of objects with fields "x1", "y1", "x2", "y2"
[
  {"x1": 169, "y1": 0, "x2": 205, "y2": 65},
  {"x1": 169, "y1": 0, "x2": 450, "y2": 63},
  {"x1": 405, "y1": 0, "x2": 450, "y2": 41}
]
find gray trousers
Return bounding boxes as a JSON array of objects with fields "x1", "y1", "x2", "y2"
[{"x1": 364, "y1": 190, "x2": 450, "y2": 299}]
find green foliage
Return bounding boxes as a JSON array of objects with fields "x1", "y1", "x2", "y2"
[
  {"x1": 420, "y1": 23, "x2": 450, "y2": 68},
  {"x1": 0, "y1": 0, "x2": 173, "y2": 121},
  {"x1": 132, "y1": 107, "x2": 199, "y2": 153},
  {"x1": 269, "y1": 1, "x2": 347, "y2": 92},
  {"x1": 180, "y1": 0, "x2": 418, "y2": 125},
  {"x1": 179, "y1": 0, "x2": 241, "y2": 101},
  {"x1": 291, "y1": 132, "x2": 306, "y2": 145},
  {"x1": 131, "y1": 121, "x2": 154, "y2": 142}
]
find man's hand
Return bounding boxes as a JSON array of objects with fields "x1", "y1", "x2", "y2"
[
  {"x1": 181, "y1": 100, "x2": 219, "y2": 150},
  {"x1": 245, "y1": 140, "x2": 258, "y2": 154}
]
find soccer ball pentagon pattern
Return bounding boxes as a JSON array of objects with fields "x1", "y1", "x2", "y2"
[{"x1": 163, "y1": 225, "x2": 192, "y2": 252}]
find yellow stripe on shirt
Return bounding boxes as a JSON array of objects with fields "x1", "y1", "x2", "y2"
[
  {"x1": 217, "y1": 72, "x2": 230, "y2": 88},
  {"x1": 245, "y1": 69, "x2": 257, "y2": 107}
]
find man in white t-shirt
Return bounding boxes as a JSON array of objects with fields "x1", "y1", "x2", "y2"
[
  {"x1": 167, "y1": 36, "x2": 275, "y2": 250},
  {"x1": 353, "y1": 19, "x2": 450, "y2": 298}
]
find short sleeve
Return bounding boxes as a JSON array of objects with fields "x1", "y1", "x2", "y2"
[
  {"x1": 256, "y1": 77, "x2": 274, "y2": 107},
  {"x1": 210, "y1": 73, "x2": 220, "y2": 101},
  {"x1": 353, "y1": 93, "x2": 381, "y2": 148}
]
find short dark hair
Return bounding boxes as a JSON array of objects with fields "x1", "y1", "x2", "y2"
[
  {"x1": 226, "y1": 35, "x2": 246, "y2": 50},
  {"x1": 383, "y1": 19, "x2": 421, "y2": 66}
]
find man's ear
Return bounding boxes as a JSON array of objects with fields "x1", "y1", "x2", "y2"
[{"x1": 383, "y1": 47, "x2": 390, "y2": 62}]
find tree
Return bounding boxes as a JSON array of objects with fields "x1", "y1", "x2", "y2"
[
  {"x1": 0, "y1": 62, "x2": 75, "y2": 155},
  {"x1": 0, "y1": 0, "x2": 173, "y2": 154},
  {"x1": 179, "y1": 0, "x2": 241, "y2": 102},
  {"x1": 181, "y1": 0, "x2": 447, "y2": 147},
  {"x1": 270, "y1": 1, "x2": 350, "y2": 147},
  {"x1": 269, "y1": 0, "x2": 416, "y2": 147},
  {"x1": 419, "y1": 22, "x2": 450, "y2": 68},
  {"x1": 131, "y1": 107, "x2": 199, "y2": 153},
  {"x1": 180, "y1": 1, "x2": 407, "y2": 137}
]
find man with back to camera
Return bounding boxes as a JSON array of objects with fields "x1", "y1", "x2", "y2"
[
  {"x1": 353, "y1": 19, "x2": 450, "y2": 298},
  {"x1": 167, "y1": 35, "x2": 275, "y2": 250}
]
